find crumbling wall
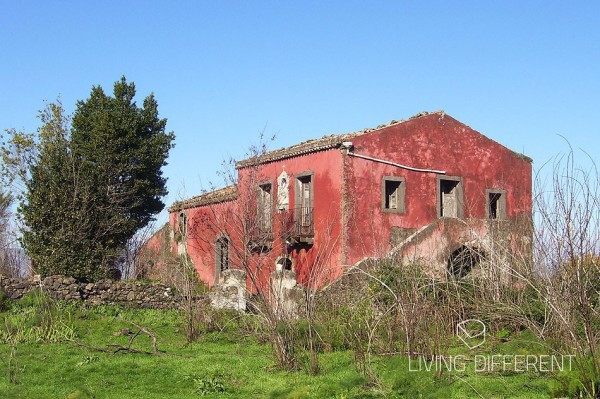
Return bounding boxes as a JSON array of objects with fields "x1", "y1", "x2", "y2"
[
  {"x1": 270, "y1": 270, "x2": 304, "y2": 318},
  {"x1": 209, "y1": 269, "x2": 247, "y2": 311},
  {"x1": 389, "y1": 216, "x2": 530, "y2": 280}
]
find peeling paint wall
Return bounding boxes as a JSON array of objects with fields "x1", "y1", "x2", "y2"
[
  {"x1": 344, "y1": 113, "x2": 532, "y2": 267},
  {"x1": 163, "y1": 113, "x2": 532, "y2": 290},
  {"x1": 167, "y1": 149, "x2": 345, "y2": 292}
]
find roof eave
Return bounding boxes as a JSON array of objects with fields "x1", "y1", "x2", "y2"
[
  {"x1": 234, "y1": 142, "x2": 343, "y2": 169},
  {"x1": 168, "y1": 186, "x2": 238, "y2": 212},
  {"x1": 234, "y1": 111, "x2": 443, "y2": 169}
]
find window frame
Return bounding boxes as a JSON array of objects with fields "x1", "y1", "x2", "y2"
[
  {"x1": 381, "y1": 176, "x2": 406, "y2": 214},
  {"x1": 436, "y1": 175, "x2": 464, "y2": 219},
  {"x1": 257, "y1": 180, "x2": 274, "y2": 233},
  {"x1": 178, "y1": 211, "x2": 187, "y2": 237},
  {"x1": 214, "y1": 234, "x2": 230, "y2": 283},
  {"x1": 485, "y1": 188, "x2": 507, "y2": 220},
  {"x1": 294, "y1": 170, "x2": 314, "y2": 218}
]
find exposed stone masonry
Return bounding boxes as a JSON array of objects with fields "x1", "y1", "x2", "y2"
[{"x1": 0, "y1": 275, "x2": 179, "y2": 309}]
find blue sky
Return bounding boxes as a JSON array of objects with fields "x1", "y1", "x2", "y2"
[{"x1": 1, "y1": 1, "x2": 599, "y2": 225}]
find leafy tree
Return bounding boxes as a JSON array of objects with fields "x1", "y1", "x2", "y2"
[
  {"x1": 2, "y1": 78, "x2": 174, "y2": 281},
  {"x1": 0, "y1": 190, "x2": 12, "y2": 229},
  {"x1": 71, "y1": 78, "x2": 174, "y2": 236},
  {"x1": 18, "y1": 102, "x2": 101, "y2": 279}
]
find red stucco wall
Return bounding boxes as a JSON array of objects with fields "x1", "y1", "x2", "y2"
[
  {"x1": 167, "y1": 112, "x2": 532, "y2": 288},
  {"x1": 343, "y1": 113, "x2": 532, "y2": 265},
  {"x1": 174, "y1": 149, "x2": 345, "y2": 289}
]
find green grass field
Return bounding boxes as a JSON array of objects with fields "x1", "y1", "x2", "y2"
[{"x1": 0, "y1": 300, "x2": 561, "y2": 398}]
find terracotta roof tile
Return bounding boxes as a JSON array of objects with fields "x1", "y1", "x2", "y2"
[
  {"x1": 235, "y1": 111, "x2": 441, "y2": 169},
  {"x1": 235, "y1": 134, "x2": 353, "y2": 169},
  {"x1": 168, "y1": 185, "x2": 238, "y2": 212}
]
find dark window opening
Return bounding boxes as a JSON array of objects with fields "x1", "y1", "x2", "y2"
[
  {"x1": 216, "y1": 236, "x2": 229, "y2": 273},
  {"x1": 178, "y1": 212, "x2": 187, "y2": 236},
  {"x1": 385, "y1": 181, "x2": 401, "y2": 209},
  {"x1": 448, "y1": 246, "x2": 485, "y2": 278},
  {"x1": 276, "y1": 256, "x2": 293, "y2": 272},
  {"x1": 489, "y1": 193, "x2": 500, "y2": 219},
  {"x1": 383, "y1": 178, "x2": 405, "y2": 212},
  {"x1": 487, "y1": 190, "x2": 506, "y2": 220},
  {"x1": 439, "y1": 178, "x2": 462, "y2": 218}
]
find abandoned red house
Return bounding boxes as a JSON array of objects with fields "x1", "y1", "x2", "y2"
[{"x1": 147, "y1": 111, "x2": 532, "y2": 307}]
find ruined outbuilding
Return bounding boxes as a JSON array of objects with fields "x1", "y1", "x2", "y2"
[{"x1": 153, "y1": 111, "x2": 532, "y2": 309}]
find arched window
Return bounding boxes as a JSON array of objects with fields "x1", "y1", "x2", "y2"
[
  {"x1": 448, "y1": 245, "x2": 485, "y2": 278},
  {"x1": 215, "y1": 235, "x2": 230, "y2": 273}
]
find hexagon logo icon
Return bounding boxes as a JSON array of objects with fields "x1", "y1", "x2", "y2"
[{"x1": 456, "y1": 319, "x2": 486, "y2": 350}]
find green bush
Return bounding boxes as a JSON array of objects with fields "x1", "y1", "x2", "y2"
[
  {"x1": 0, "y1": 289, "x2": 11, "y2": 311},
  {"x1": 496, "y1": 327, "x2": 512, "y2": 341},
  {"x1": 550, "y1": 356, "x2": 600, "y2": 398}
]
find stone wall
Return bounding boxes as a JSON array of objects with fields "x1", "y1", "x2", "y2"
[{"x1": 0, "y1": 275, "x2": 179, "y2": 309}]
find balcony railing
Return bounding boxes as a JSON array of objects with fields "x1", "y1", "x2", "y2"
[
  {"x1": 248, "y1": 207, "x2": 314, "y2": 247},
  {"x1": 281, "y1": 207, "x2": 314, "y2": 244}
]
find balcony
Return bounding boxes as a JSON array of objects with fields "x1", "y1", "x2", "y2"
[{"x1": 283, "y1": 207, "x2": 314, "y2": 245}]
